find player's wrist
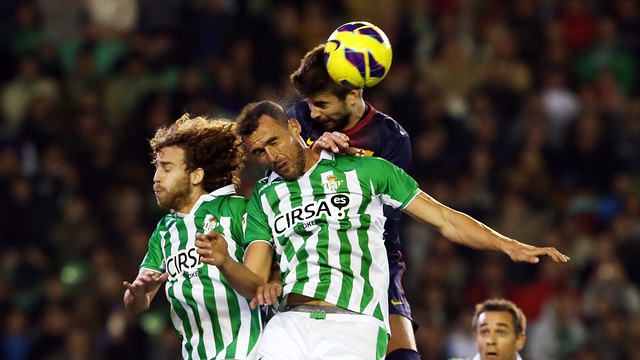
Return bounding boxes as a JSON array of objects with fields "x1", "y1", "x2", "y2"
[{"x1": 218, "y1": 254, "x2": 233, "y2": 269}]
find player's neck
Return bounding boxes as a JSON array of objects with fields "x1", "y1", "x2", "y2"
[
  {"x1": 176, "y1": 188, "x2": 208, "y2": 214},
  {"x1": 303, "y1": 148, "x2": 321, "y2": 173},
  {"x1": 344, "y1": 99, "x2": 366, "y2": 131}
]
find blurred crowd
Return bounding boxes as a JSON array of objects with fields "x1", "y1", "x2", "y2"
[{"x1": 0, "y1": 0, "x2": 639, "y2": 359}]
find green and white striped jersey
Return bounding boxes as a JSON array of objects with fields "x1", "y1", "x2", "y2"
[
  {"x1": 141, "y1": 185, "x2": 262, "y2": 360},
  {"x1": 245, "y1": 151, "x2": 420, "y2": 330}
]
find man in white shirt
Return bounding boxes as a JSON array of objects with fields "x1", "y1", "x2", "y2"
[{"x1": 451, "y1": 298, "x2": 526, "y2": 360}]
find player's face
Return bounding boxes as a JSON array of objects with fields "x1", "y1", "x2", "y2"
[
  {"x1": 475, "y1": 311, "x2": 525, "y2": 360},
  {"x1": 153, "y1": 146, "x2": 193, "y2": 212},
  {"x1": 244, "y1": 115, "x2": 307, "y2": 180},
  {"x1": 306, "y1": 93, "x2": 351, "y2": 131}
]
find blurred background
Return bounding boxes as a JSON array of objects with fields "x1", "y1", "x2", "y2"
[{"x1": 0, "y1": 0, "x2": 639, "y2": 359}]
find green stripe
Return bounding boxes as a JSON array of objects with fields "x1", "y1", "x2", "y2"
[
  {"x1": 223, "y1": 286, "x2": 240, "y2": 358},
  {"x1": 168, "y1": 285, "x2": 193, "y2": 357},
  {"x1": 358, "y1": 219, "x2": 373, "y2": 312},
  {"x1": 286, "y1": 180, "x2": 311, "y2": 293},
  {"x1": 353, "y1": 167, "x2": 374, "y2": 313},
  {"x1": 200, "y1": 267, "x2": 224, "y2": 356},
  {"x1": 335, "y1": 215, "x2": 353, "y2": 308},
  {"x1": 376, "y1": 325, "x2": 389, "y2": 359},
  {"x1": 248, "y1": 309, "x2": 262, "y2": 352},
  {"x1": 313, "y1": 225, "x2": 331, "y2": 299},
  {"x1": 309, "y1": 169, "x2": 331, "y2": 300},
  {"x1": 373, "y1": 303, "x2": 384, "y2": 323}
]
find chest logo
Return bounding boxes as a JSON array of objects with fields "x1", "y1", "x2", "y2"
[
  {"x1": 203, "y1": 214, "x2": 218, "y2": 233},
  {"x1": 322, "y1": 175, "x2": 344, "y2": 193},
  {"x1": 354, "y1": 148, "x2": 374, "y2": 157}
]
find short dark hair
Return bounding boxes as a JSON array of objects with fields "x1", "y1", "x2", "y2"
[
  {"x1": 235, "y1": 100, "x2": 289, "y2": 137},
  {"x1": 472, "y1": 298, "x2": 526, "y2": 336},
  {"x1": 150, "y1": 114, "x2": 244, "y2": 191},
  {"x1": 290, "y1": 44, "x2": 351, "y2": 99}
]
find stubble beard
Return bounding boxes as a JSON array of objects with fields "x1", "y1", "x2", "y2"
[
  {"x1": 156, "y1": 176, "x2": 192, "y2": 212},
  {"x1": 322, "y1": 112, "x2": 350, "y2": 132},
  {"x1": 277, "y1": 145, "x2": 307, "y2": 181}
]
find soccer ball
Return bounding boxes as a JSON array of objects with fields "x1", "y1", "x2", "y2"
[{"x1": 324, "y1": 21, "x2": 393, "y2": 89}]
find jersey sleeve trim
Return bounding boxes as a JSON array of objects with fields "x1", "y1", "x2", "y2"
[
  {"x1": 139, "y1": 266, "x2": 163, "y2": 274},
  {"x1": 401, "y1": 188, "x2": 422, "y2": 210},
  {"x1": 246, "y1": 239, "x2": 274, "y2": 249}
]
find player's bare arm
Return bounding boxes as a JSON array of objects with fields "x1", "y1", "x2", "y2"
[
  {"x1": 123, "y1": 270, "x2": 169, "y2": 313},
  {"x1": 195, "y1": 231, "x2": 273, "y2": 300},
  {"x1": 404, "y1": 191, "x2": 570, "y2": 263}
]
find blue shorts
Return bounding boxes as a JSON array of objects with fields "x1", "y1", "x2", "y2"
[
  {"x1": 384, "y1": 220, "x2": 413, "y2": 323},
  {"x1": 387, "y1": 249, "x2": 412, "y2": 321}
]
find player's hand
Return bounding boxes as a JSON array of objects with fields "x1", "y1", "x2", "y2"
[
  {"x1": 249, "y1": 281, "x2": 282, "y2": 309},
  {"x1": 311, "y1": 132, "x2": 358, "y2": 155},
  {"x1": 123, "y1": 271, "x2": 168, "y2": 297},
  {"x1": 195, "y1": 231, "x2": 230, "y2": 267},
  {"x1": 507, "y1": 241, "x2": 570, "y2": 264}
]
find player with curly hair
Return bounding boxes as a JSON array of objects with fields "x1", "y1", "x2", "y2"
[{"x1": 123, "y1": 114, "x2": 262, "y2": 359}]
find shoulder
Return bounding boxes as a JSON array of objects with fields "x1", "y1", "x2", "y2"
[
  {"x1": 223, "y1": 194, "x2": 249, "y2": 206},
  {"x1": 196, "y1": 194, "x2": 247, "y2": 210},
  {"x1": 287, "y1": 101, "x2": 312, "y2": 125},
  {"x1": 251, "y1": 177, "x2": 280, "y2": 197},
  {"x1": 361, "y1": 106, "x2": 409, "y2": 144},
  {"x1": 155, "y1": 214, "x2": 175, "y2": 227},
  {"x1": 350, "y1": 154, "x2": 393, "y2": 166},
  {"x1": 334, "y1": 154, "x2": 395, "y2": 172},
  {"x1": 373, "y1": 110, "x2": 409, "y2": 139},
  {"x1": 150, "y1": 214, "x2": 174, "y2": 237}
]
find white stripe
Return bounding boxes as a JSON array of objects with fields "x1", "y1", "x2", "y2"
[
  {"x1": 362, "y1": 182, "x2": 389, "y2": 327},
  {"x1": 158, "y1": 229, "x2": 168, "y2": 271},
  {"x1": 184, "y1": 215, "x2": 216, "y2": 359},
  {"x1": 344, "y1": 169, "x2": 366, "y2": 311},
  {"x1": 322, "y1": 171, "x2": 345, "y2": 303},
  {"x1": 270, "y1": 183, "x2": 296, "y2": 292},
  {"x1": 235, "y1": 295, "x2": 256, "y2": 357},
  {"x1": 296, "y1": 175, "x2": 320, "y2": 297},
  {"x1": 166, "y1": 224, "x2": 199, "y2": 358},
  {"x1": 161, "y1": 227, "x2": 188, "y2": 358},
  {"x1": 220, "y1": 217, "x2": 239, "y2": 262},
  {"x1": 220, "y1": 215, "x2": 254, "y2": 358}
]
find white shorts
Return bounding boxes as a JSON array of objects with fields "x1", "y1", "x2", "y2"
[{"x1": 254, "y1": 307, "x2": 388, "y2": 360}]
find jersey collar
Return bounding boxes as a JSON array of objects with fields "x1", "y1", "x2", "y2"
[
  {"x1": 186, "y1": 185, "x2": 237, "y2": 215},
  {"x1": 343, "y1": 101, "x2": 375, "y2": 135},
  {"x1": 209, "y1": 184, "x2": 236, "y2": 197}
]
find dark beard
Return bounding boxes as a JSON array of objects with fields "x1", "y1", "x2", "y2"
[{"x1": 323, "y1": 113, "x2": 350, "y2": 132}]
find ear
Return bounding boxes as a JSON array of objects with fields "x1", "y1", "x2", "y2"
[
  {"x1": 190, "y1": 167, "x2": 204, "y2": 186},
  {"x1": 288, "y1": 118, "x2": 308, "y2": 147},
  {"x1": 515, "y1": 333, "x2": 526, "y2": 352},
  {"x1": 346, "y1": 89, "x2": 362, "y2": 104},
  {"x1": 288, "y1": 118, "x2": 302, "y2": 135}
]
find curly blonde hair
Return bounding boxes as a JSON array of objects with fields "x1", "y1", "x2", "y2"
[{"x1": 150, "y1": 114, "x2": 245, "y2": 191}]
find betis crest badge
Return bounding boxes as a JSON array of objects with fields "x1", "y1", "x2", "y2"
[
  {"x1": 322, "y1": 175, "x2": 343, "y2": 193},
  {"x1": 203, "y1": 214, "x2": 218, "y2": 233}
]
